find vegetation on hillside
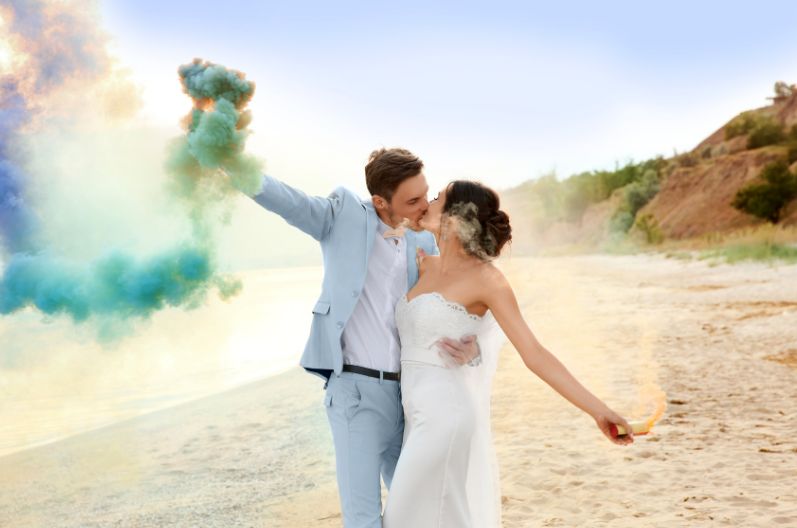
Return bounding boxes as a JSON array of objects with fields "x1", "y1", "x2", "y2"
[
  {"x1": 510, "y1": 82, "x2": 797, "y2": 260},
  {"x1": 515, "y1": 157, "x2": 668, "y2": 230},
  {"x1": 732, "y1": 160, "x2": 797, "y2": 223}
]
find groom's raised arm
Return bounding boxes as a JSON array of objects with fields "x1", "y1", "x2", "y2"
[{"x1": 251, "y1": 174, "x2": 344, "y2": 241}]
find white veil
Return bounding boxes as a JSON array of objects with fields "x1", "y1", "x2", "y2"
[{"x1": 461, "y1": 310, "x2": 506, "y2": 527}]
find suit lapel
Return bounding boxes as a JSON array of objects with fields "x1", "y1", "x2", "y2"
[
  {"x1": 363, "y1": 202, "x2": 377, "y2": 271},
  {"x1": 405, "y1": 230, "x2": 418, "y2": 290}
]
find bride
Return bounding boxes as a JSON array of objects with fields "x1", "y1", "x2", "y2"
[{"x1": 382, "y1": 180, "x2": 634, "y2": 527}]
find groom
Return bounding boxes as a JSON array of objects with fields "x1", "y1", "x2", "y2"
[{"x1": 250, "y1": 147, "x2": 480, "y2": 527}]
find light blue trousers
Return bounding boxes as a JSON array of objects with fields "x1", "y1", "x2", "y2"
[{"x1": 325, "y1": 371, "x2": 404, "y2": 528}]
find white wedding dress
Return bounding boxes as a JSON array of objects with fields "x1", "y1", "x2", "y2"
[{"x1": 382, "y1": 292, "x2": 504, "y2": 528}]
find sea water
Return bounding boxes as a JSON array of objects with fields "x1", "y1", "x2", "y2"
[{"x1": 0, "y1": 266, "x2": 323, "y2": 458}]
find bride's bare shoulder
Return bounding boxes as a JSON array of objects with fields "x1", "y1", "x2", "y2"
[{"x1": 477, "y1": 262, "x2": 512, "y2": 293}]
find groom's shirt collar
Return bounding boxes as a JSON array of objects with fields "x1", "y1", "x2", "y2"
[{"x1": 376, "y1": 217, "x2": 392, "y2": 235}]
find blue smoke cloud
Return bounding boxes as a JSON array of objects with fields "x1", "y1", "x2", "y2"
[
  {"x1": 0, "y1": 5, "x2": 251, "y2": 324},
  {"x1": 0, "y1": 83, "x2": 37, "y2": 254}
]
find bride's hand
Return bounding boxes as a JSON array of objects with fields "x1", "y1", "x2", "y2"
[{"x1": 594, "y1": 411, "x2": 634, "y2": 445}]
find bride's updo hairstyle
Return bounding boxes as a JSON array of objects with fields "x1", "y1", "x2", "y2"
[{"x1": 442, "y1": 180, "x2": 512, "y2": 261}]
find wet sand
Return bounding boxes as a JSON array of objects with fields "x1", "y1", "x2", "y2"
[{"x1": 1, "y1": 255, "x2": 795, "y2": 527}]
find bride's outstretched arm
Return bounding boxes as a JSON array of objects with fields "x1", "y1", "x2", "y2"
[{"x1": 483, "y1": 269, "x2": 634, "y2": 445}]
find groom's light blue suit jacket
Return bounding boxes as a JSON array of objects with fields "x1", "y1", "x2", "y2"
[{"x1": 252, "y1": 174, "x2": 439, "y2": 385}]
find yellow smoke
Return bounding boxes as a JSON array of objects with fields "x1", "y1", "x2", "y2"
[{"x1": 631, "y1": 309, "x2": 668, "y2": 432}]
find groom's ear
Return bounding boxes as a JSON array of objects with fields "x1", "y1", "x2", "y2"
[{"x1": 372, "y1": 195, "x2": 388, "y2": 210}]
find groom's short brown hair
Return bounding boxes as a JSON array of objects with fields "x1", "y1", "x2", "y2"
[{"x1": 365, "y1": 148, "x2": 424, "y2": 201}]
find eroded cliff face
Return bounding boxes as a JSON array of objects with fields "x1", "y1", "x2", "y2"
[
  {"x1": 503, "y1": 91, "x2": 797, "y2": 252},
  {"x1": 641, "y1": 91, "x2": 797, "y2": 239},
  {"x1": 639, "y1": 146, "x2": 790, "y2": 239}
]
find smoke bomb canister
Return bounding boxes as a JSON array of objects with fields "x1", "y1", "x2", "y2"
[{"x1": 609, "y1": 421, "x2": 650, "y2": 438}]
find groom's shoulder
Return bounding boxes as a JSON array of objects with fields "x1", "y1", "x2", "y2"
[
  {"x1": 415, "y1": 229, "x2": 438, "y2": 249},
  {"x1": 328, "y1": 185, "x2": 367, "y2": 208}
]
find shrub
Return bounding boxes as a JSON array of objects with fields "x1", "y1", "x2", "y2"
[
  {"x1": 787, "y1": 145, "x2": 797, "y2": 165},
  {"x1": 609, "y1": 210, "x2": 634, "y2": 233},
  {"x1": 747, "y1": 119, "x2": 785, "y2": 149},
  {"x1": 725, "y1": 111, "x2": 785, "y2": 149},
  {"x1": 624, "y1": 169, "x2": 660, "y2": 215},
  {"x1": 609, "y1": 167, "x2": 663, "y2": 234},
  {"x1": 732, "y1": 161, "x2": 797, "y2": 223},
  {"x1": 521, "y1": 157, "x2": 666, "y2": 227},
  {"x1": 725, "y1": 111, "x2": 758, "y2": 139},
  {"x1": 676, "y1": 152, "x2": 698, "y2": 167},
  {"x1": 634, "y1": 214, "x2": 664, "y2": 244}
]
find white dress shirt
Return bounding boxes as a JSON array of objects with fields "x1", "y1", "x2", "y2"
[{"x1": 341, "y1": 217, "x2": 407, "y2": 373}]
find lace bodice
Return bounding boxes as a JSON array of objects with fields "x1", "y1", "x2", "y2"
[{"x1": 396, "y1": 292, "x2": 489, "y2": 366}]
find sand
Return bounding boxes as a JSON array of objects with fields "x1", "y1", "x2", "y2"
[{"x1": 1, "y1": 254, "x2": 795, "y2": 527}]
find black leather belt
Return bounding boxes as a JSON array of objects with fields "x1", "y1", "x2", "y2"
[{"x1": 342, "y1": 364, "x2": 401, "y2": 381}]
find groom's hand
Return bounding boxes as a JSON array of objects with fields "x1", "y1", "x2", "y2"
[{"x1": 436, "y1": 335, "x2": 480, "y2": 366}]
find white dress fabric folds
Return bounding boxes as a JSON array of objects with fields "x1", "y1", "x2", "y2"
[{"x1": 383, "y1": 292, "x2": 504, "y2": 528}]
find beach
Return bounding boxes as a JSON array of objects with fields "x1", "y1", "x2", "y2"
[{"x1": 1, "y1": 254, "x2": 796, "y2": 527}]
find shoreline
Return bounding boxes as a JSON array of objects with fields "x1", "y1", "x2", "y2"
[{"x1": 0, "y1": 363, "x2": 306, "y2": 462}]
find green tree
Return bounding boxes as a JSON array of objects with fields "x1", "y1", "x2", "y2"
[
  {"x1": 732, "y1": 161, "x2": 797, "y2": 223},
  {"x1": 609, "y1": 168, "x2": 661, "y2": 233}
]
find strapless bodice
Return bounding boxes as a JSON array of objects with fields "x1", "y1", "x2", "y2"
[{"x1": 395, "y1": 292, "x2": 488, "y2": 367}]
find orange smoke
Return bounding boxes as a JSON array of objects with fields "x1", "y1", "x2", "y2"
[
  {"x1": 0, "y1": 0, "x2": 140, "y2": 127},
  {"x1": 640, "y1": 386, "x2": 667, "y2": 432}
]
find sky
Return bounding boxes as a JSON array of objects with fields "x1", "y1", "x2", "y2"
[
  {"x1": 99, "y1": 0, "x2": 797, "y2": 197},
  {"x1": 6, "y1": 0, "x2": 797, "y2": 270}
]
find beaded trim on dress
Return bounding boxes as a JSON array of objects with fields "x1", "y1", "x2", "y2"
[{"x1": 400, "y1": 292, "x2": 485, "y2": 321}]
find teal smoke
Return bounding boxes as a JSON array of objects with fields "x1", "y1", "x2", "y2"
[
  {"x1": 0, "y1": 55, "x2": 260, "y2": 322},
  {"x1": 0, "y1": 247, "x2": 240, "y2": 321},
  {"x1": 167, "y1": 59, "x2": 263, "y2": 203}
]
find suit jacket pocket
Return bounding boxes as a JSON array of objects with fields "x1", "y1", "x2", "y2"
[{"x1": 312, "y1": 300, "x2": 331, "y2": 315}]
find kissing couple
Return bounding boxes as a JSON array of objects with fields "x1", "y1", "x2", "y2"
[{"x1": 249, "y1": 147, "x2": 634, "y2": 527}]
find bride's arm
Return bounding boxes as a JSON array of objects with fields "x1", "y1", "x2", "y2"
[{"x1": 484, "y1": 268, "x2": 634, "y2": 445}]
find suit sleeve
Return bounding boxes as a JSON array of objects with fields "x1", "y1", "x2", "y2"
[
  {"x1": 425, "y1": 232, "x2": 441, "y2": 256},
  {"x1": 250, "y1": 174, "x2": 345, "y2": 241}
]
